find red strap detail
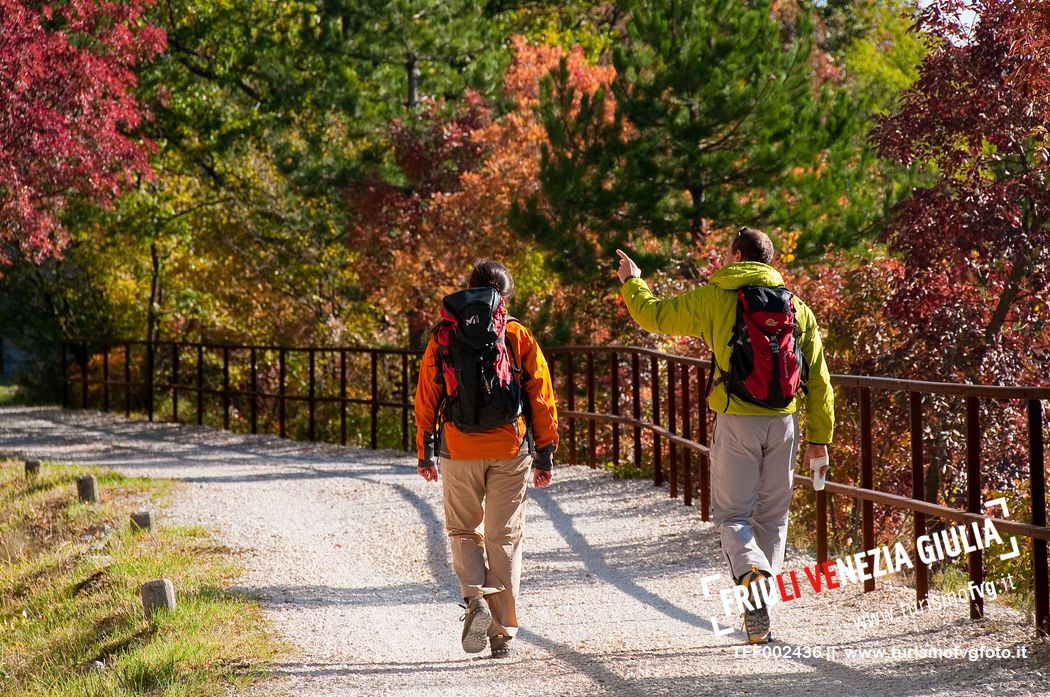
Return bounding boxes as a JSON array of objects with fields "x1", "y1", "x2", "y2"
[{"x1": 435, "y1": 323, "x2": 458, "y2": 394}]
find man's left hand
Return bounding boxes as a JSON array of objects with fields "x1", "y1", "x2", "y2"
[
  {"x1": 533, "y1": 468, "x2": 552, "y2": 488},
  {"x1": 616, "y1": 249, "x2": 641, "y2": 284},
  {"x1": 804, "y1": 444, "x2": 829, "y2": 477}
]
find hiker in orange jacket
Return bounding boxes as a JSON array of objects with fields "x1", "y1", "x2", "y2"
[{"x1": 415, "y1": 259, "x2": 559, "y2": 659}]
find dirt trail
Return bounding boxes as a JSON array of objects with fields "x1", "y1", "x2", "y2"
[{"x1": 1, "y1": 406, "x2": 1046, "y2": 696}]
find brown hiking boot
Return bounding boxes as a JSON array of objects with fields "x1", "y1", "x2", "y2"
[
  {"x1": 740, "y1": 566, "x2": 771, "y2": 644},
  {"x1": 460, "y1": 596, "x2": 491, "y2": 654},
  {"x1": 490, "y1": 634, "x2": 513, "y2": 659}
]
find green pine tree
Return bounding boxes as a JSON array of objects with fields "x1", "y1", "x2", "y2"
[{"x1": 514, "y1": 0, "x2": 879, "y2": 277}]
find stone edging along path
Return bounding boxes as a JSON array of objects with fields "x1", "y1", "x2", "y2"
[{"x1": 1, "y1": 406, "x2": 1047, "y2": 696}]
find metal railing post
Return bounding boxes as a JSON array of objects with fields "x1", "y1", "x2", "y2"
[
  {"x1": 910, "y1": 392, "x2": 928, "y2": 608},
  {"x1": 222, "y1": 345, "x2": 230, "y2": 431},
  {"x1": 279, "y1": 348, "x2": 286, "y2": 438},
  {"x1": 697, "y1": 366, "x2": 709, "y2": 520},
  {"x1": 102, "y1": 344, "x2": 110, "y2": 413},
  {"x1": 816, "y1": 490, "x2": 828, "y2": 565},
  {"x1": 587, "y1": 352, "x2": 596, "y2": 469},
  {"x1": 668, "y1": 361, "x2": 677, "y2": 499},
  {"x1": 402, "y1": 353, "x2": 410, "y2": 452},
  {"x1": 145, "y1": 340, "x2": 154, "y2": 421},
  {"x1": 966, "y1": 396, "x2": 984, "y2": 620},
  {"x1": 308, "y1": 348, "x2": 316, "y2": 441},
  {"x1": 81, "y1": 339, "x2": 89, "y2": 409},
  {"x1": 250, "y1": 347, "x2": 258, "y2": 434},
  {"x1": 631, "y1": 352, "x2": 642, "y2": 471},
  {"x1": 651, "y1": 355, "x2": 661, "y2": 487},
  {"x1": 340, "y1": 349, "x2": 347, "y2": 446},
  {"x1": 1029, "y1": 399, "x2": 1048, "y2": 637},
  {"x1": 124, "y1": 343, "x2": 131, "y2": 417},
  {"x1": 197, "y1": 344, "x2": 204, "y2": 425},
  {"x1": 860, "y1": 386, "x2": 874, "y2": 592},
  {"x1": 611, "y1": 351, "x2": 620, "y2": 468},
  {"x1": 567, "y1": 352, "x2": 577, "y2": 465},
  {"x1": 171, "y1": 343, "x2": 178, "y2": 422},
  {"x1": 370, "y1": 350, "x2": 378, "y2": 449},
  {"x1": 61, "y1": 342, "x2": 69, "y2": 409},
  {"x1": 682, "y1": 364, "x2": 692, "y2": 507}
]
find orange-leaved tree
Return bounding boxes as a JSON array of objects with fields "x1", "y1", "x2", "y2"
[{"x1": 344, "y1": 37, "x2": 614, "y2": 348}]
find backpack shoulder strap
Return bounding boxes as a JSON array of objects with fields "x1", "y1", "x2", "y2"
[
  {"x1": 503, "y1": 318, "x2": 535, "y2": 453},
  {"x1": 432, "y1": 320, "x2": 453, "y2": 387},
  {"x1": 504, "y1": 317, "x2": 524, "y2": 376}
]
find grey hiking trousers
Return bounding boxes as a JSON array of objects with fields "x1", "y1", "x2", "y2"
[{"x1": 710, "y1": 412, "x2": 800, "y2": 580}]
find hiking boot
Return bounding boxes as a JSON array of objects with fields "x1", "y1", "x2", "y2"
[
  {"x1": 490, "y1": 634, "x2": 513, "y2": 659},
  {"x1": 740, "y1": 566, "x2": 771, "y2": 645},
  {"x1": 460, "y1": 596, "x2": 492, "y2": 654}
]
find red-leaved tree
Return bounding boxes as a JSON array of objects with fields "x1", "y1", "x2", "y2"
[
  {"x1": 0, "y1": 0, "x2": 166, "y2": 266},
  {"x1": 861, "y1": 0, "x2": 1049, "y2": 518},
  {"x1": 872, "y1": 0, "x2": 1050, "y2": 385}
]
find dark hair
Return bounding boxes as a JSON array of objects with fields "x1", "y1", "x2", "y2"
[
  {"x1": 468, "y1": 259, "x2": 514, "y2": 298},
  {"x1": 428, "y1": 260, "x2": 515, "y2": 342},
  {"x1": 731, "y1": 227, "x2": 775, "y2": 264}
]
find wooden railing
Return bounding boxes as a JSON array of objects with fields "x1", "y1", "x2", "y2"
[{"x1": 62, "y1": 339, "x2": 1049, "y2": 636}]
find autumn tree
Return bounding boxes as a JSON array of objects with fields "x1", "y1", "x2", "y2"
[
  {"x1": 514, "y1": 0, "x2": 876, "y2": 281},
  {"x1": 55, "y1": 0, "x2": 597, "y2": 348},
  {"x1": 872, "y1": 0, "x2": 1050, "y2": 384},
  {"x1": 0, "y1": 0, "x2": 165, "y2": 266},
  {"x1": 345, "y1": 38, "x2": 614, "y2": 347}
]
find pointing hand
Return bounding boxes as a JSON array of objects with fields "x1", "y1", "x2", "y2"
[{"x1": 616, "y1": 249, "x2": 641, "y2": 284}]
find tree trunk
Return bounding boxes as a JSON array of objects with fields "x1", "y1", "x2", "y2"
[
  {"x1": 688, "y1": 183, "x2": 706, "y2": 243},
  {"x1": 686, "y1": 102, "x2": 707, "y2": 245},
  {"x1": 406, "y1": 52, "x2": 419, "y2": 108},
  {"x1": 924, "y1": 436, "x2": 943, "y2": 508},
  {"x1": 406, "y1": 309, "x2": 430, "y2": 351},
  {"x1": 984, "y1": 248, "x2": 1031, "y2": 344}
]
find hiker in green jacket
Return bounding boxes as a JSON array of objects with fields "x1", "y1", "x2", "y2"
[{"x1": 616, "y1": 228, "x2": 835, "y2": 644}]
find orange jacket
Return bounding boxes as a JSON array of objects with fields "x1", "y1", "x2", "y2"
[{"x1": 415, "y1": 321, "x2": 559, "y2": 460}]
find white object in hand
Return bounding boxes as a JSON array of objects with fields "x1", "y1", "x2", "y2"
[{"x1": 810, "y1": 455, "x2": 829, "y2": 491}]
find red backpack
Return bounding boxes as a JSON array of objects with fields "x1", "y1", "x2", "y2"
[{"x1": 713, "y1": 286, "x2": 808, "y2": 410}]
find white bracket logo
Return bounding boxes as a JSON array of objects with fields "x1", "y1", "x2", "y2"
[{"x1": 985, "y1": 497, "x2": 1021, "y2": 561}]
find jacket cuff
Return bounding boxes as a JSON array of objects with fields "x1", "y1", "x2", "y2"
[
  {"x1": 533, "y1": 442, "x2": 555, "y2": 470},
  {"x1": 621, "y1": 277, "x2": 648, "y2": 293}
]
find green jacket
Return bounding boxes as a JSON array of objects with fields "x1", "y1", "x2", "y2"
[{"x1": 621, "y1": 262, "x2": 834, "y2": 444}]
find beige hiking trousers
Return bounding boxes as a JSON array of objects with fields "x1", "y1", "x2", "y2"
[{"x1": 441, "y1": 454, "x2": 532, "y2": 638}]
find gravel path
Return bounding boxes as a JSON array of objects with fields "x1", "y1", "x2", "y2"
[{"x1": 2, "y1": 406, "x2": 1047, "y2": 696}]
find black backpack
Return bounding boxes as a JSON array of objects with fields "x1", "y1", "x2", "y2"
[
  {"x1": 713, "y1": 285, "x2": 808, "y2": 410},
  {"x1": 434, "y1": 287, "x2": 524, "y2": 432}
]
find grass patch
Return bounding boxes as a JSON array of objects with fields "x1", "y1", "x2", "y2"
[
  {"x1": 0, "y1": 461, "x2": 279, "y2": 696},
  {"x1": 602, "y1": 461, "x2": 651, "y2": 480},
  {"x1": 0, "y1": 383, "x2": 26, "y2": 407},
  {"x1": 927, "y1": 560, "x2": 971, "y2": 595}
]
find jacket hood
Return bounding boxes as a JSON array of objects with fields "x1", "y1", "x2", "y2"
[{"x1": 710, "y1": 262, "x2": 784, "y2": 290}]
